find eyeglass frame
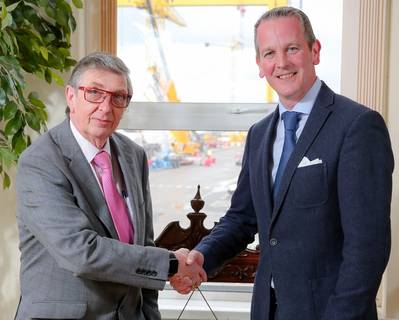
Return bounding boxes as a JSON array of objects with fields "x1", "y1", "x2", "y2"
[{"x1": 78, "y1": 86, "x2": 132, "y2": 108}]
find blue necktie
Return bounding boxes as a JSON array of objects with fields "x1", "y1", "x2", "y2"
[{"x1": 273, "y1": 111, "x2": 300, "y2": 200}]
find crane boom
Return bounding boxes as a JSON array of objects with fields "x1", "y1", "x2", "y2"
[{"x1": 118, "y1": 0, "x2": 287, "y2": 7}]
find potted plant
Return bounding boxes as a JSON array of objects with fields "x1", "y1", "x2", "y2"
[{"x1": 0, "y1": 0, "x2": 82, "y2": 188}]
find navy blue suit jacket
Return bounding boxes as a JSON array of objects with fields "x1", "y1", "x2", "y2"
[{"x1": 196, "y1": 82, "x2": 394, "y2": 320}]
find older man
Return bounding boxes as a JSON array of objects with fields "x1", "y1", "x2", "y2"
[{"x1": 15, "y1": 52, "x2": 205, "y2": 320}]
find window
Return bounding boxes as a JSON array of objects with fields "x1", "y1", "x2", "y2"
[
  {"x1": 116, "y1": 1, "x2": 343, "y2": 318},
  {"x1": 117, "y1": 0, "x2": 343, "y2": 238}
]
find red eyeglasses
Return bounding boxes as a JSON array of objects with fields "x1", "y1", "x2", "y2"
[{"x1": 78, "y1": 86, "x2": 132, "y2": 108}]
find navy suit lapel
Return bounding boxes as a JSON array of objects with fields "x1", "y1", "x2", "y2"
[
  {"x1": 272, "y1": 83, "x2": 334, "y2": 220},
  {"x1": 55, "y1": 120, "x2": 119, "y2": 239},
  {"x1": 261, "y1": 109, "x2": 279, "y2": 217}
]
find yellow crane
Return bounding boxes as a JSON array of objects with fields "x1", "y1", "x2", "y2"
[
  {"x1": 118, "y1": 0, "x2": 287, "y2": 102},
  {"x1": 118, "y1": 0, "x2": 288, "y2": 27},
  {"x1": 118, "y1": 0, "x2": 287, "y2": 154}
]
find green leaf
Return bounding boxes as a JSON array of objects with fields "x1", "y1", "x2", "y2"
[
  {"x1": 50, "y1": 70, "x2": 64, "y2": 85},
  {"x1": 12, "y1": 131, "x2": 27, "y2": 155},
  {"x1": 25, "y1": 111, "x2": 41, "y2": 131},
  {"x1": 69, "y1": 14, "x2": 76, "y2": 31},
  {"x1": 6, "y1": 2, "x2": 21, "y2": 12},
  {"x1": 39, "y1": 46, "x2": 48, "y2": 60},
  {"x1": 1, "y1": 4, "x2": 7, "y2": 20},
  {"x1": 54, "y1": 7, "x2": 68, "y2": 27},
  {"x1": 28, "y1": 92, "x2": 46, "y2": 110},
  {"x1": 1, "y1": 12, "x2": 13, "y2": 30},
  {"x1": 38, "y1": 0, "x2": 49, "y2": 8},
  {"x1": 72, "y1": 0, "x2": 83, "y2": 9},
  {"x1": 4, "y1": 110, "x2": 22, "y2": 136},
  {"x1": 64, "y1": 57, "x2": 76, "y2": 68},
  {"x1": 44, "y1": 32, "x2": 56, "y2": 43},
  {"x1": 0, "y1": 87, "x2": 5, "y2": 105},
  {"x1": 3, "y1": 101, "x2": 18, "y2": 120},
  {"x1": 1, "y1": 31, "x2": 15, "y2": 54},
  {"x1": 3, "y1": 172, "x2": 11, "y2": 189},
  {"x1": 44, "y1": 68, "x2": 52, "y2": 83},
  {"x1": 0, "y1": 147, "x2": 17, "y2": 168}
]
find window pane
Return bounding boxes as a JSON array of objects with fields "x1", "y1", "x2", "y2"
[
  {"x1": 119, "y1": 130, "x2": 245, "y2": 236},
  {"x1": 118, "y1": 5, "x2": 266, "y2": 103},
  {"x1": 117, "y1": 2, "x2": 342, "y2": 103}
]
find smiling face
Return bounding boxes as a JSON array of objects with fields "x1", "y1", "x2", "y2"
[
  {"x1": 255, "y1": 16, "x2": 321, "y2": 109},
  {"x1": 65, "y1": 68, "x2": 128, "y2": 148}
]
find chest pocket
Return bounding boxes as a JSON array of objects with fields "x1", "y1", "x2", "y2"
[{"x1": 291, "y1": 163, "x2": 328, "y2": 208}]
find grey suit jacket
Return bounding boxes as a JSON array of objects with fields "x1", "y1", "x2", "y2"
[{"x1": 15, "y1": 119, "x2": 170, "y2": 320}]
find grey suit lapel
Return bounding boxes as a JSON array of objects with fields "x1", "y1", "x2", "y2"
[
  {"x1": 53, "y1": 120, "x2": 119, "y2": 239},
  {"x1": 110, "y1": 136, "x2": 141, "y2": 244},
  {"x1": 272, "y1": 83, "x2": 334, "y2": 220}
]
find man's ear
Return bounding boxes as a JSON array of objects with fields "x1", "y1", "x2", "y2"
[
  {"x1": 256, "y1": 56, "x2": 265, "y2": 78},
  {"x1": 65, "y1": 85, "x2": 76, "y2": 113},
  {"x1": 312, "y1": 39, "x2": 321, "y2": 66}
]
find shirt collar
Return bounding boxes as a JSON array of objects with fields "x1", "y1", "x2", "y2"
[
  {"x1": 278, "y1": 77, "x2": 322, "y2": 116},
  {"x1": 70, "y1": 120, "x2": 111, "y2": 163}
]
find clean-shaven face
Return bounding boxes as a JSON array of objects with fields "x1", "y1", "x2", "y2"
[
  {"x1": 65, "y1": 68, "x2": 128, "y2": 148},
  {"x1": 256, "y1": 16, "x2": 321, "y2": 109}
]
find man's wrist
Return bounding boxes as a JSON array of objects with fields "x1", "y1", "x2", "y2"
[{"x1": 168, "y1": 252, "x2": 179, "y2": 277}]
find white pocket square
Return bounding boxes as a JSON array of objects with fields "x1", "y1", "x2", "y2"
[{"x1": 298, "y1": 156, "x2": 323, "y2": 168}]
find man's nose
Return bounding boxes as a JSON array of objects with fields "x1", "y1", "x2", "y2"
[
  {"x1": 276, "y1": 52, "x2": 288, "y2": 68},
  {"x1": 98, "y1": 94, "x2": 113, "y2": 112}
]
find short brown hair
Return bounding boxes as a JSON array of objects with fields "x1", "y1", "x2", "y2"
[{"x1": 254, "y1": 6, "x2": 316, "y2": 57}]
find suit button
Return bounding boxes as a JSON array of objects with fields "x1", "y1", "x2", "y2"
[{"x1": 269, "y1": 238, "x2": 278, "y2": 246}]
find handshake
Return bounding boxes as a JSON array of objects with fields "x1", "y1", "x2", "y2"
[{"x1": 169, "y1": 248, "x2": 207, "y2": 294}]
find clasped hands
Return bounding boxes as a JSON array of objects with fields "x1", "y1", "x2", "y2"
[{"x1": 169, "y1": 248, "x2": 207, "y2": 294}]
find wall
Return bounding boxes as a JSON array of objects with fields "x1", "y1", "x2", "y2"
[{"x1": 341, "y1": 0, "x2": 398, "y2": 318}]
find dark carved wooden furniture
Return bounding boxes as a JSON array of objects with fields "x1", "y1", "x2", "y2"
[{"x1": 155, "y1": 186, "x2": 260, "y2": 283}]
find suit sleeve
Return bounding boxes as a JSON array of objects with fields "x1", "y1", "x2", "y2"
[
  {"x1": 16, "y1": 145, "x2": 170, "y2": 291},
  {"x1": 322, "y1": 109, "x2": 394, "y2": 319},
  {"x1": 195, "y1": 127, "x2": 258, "y2": 273}
]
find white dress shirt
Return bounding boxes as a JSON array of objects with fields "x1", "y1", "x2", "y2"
[{"x1": 70, "y1": 121, "x2": 134, "y2": 221}]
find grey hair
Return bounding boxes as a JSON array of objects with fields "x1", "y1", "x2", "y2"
[
  {"x1": 254, "y1": 6, "x2": 316, "y2": 57},
  {"x1": 67, "y1": 52, "x2": 133, "y2": 97}
]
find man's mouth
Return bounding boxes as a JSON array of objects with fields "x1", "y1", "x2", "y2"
[
  {"x1": 93, "y1": 118, "x2": 112, "y2": 124},
  {"x1": 277, "y1": 72, "x2": 297, "y2": 80}
]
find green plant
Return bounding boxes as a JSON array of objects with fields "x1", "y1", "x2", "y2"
[{"x1": 0, "y1": 0, "x2": 82, "y2": 188}]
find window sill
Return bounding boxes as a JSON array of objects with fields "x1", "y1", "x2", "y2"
[{"x1": 159, "y1": 282, "x2": 252, "y2": 320}]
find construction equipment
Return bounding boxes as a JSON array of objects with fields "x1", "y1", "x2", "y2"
[{"x1": 118, "y1": 0, "x2": 287, "y2": 158}]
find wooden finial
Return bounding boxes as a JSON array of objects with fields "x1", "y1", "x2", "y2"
[{"x1": 190, "y1": 185, "x2": 204, "y2": 213}]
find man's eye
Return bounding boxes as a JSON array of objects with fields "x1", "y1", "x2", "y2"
[
  {"x1": 87, "y1": 89, "x2": 102, "y2": 95},
  {"x1": 288, "y1": 47, "x2": 299, "y2": 53},
  {"x1": 263, "y1": 51, "x2": 273, "y2": 58}
]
